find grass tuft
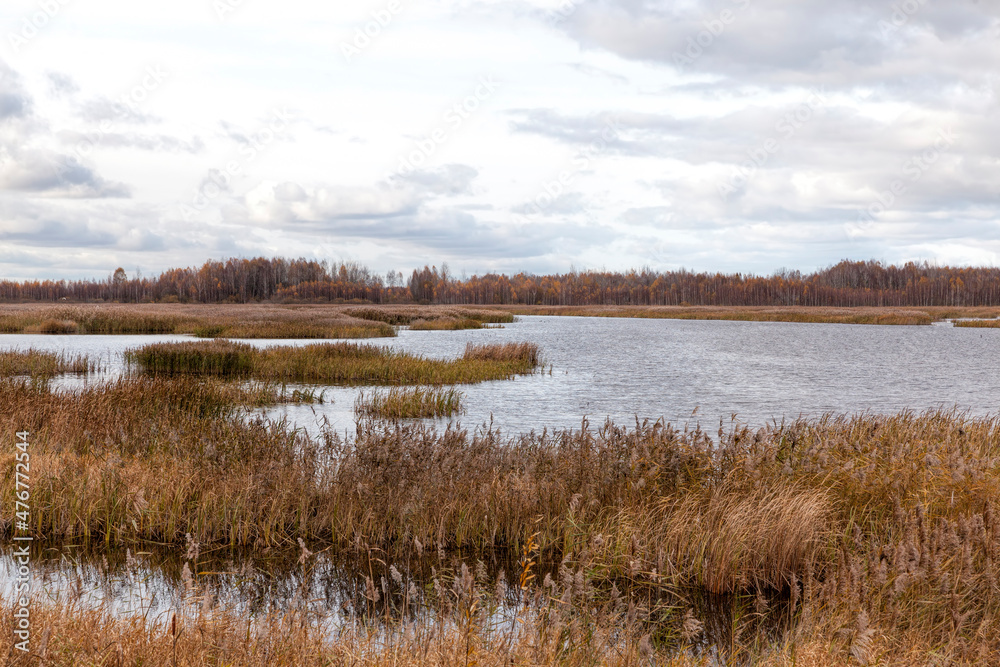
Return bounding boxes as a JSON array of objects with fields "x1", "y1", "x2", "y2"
[
  {"x1": 126, "y1": 340, "x2": 542, "y2": 384},
  {"x1": 355, "y1": 386, "x2": 464, "y2": 419},
  {"x1": 0, "y1": 349, "x2": 94, "y2": 377},
  {"x1": 409, "y1": 317, "x2": 483, "y2": 331},
  {"x1": 952, "y1": 318, "x2": 1000, "y2": 328}
]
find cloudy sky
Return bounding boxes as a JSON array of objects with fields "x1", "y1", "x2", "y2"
[{"x1": 0, "y1": 0, "x2": 998, "y2": 281}]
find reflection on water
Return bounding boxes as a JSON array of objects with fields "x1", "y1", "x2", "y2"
[{"x1": 1, "y1": 544, "x2": 794, "y2": 655}]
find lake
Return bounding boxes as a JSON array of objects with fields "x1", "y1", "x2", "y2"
[{"x1": 3, "y1": 315, "x2": 998, "y2": 437}]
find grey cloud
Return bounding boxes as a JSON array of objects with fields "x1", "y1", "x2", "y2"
[
  {"x1": 0, "y1": 149, "x2": 131, "y2": 198},
  {"x1": 47, "y1": 71, "x2": 79, "y2": 97},
  {"x1": 394, "y1": 164, "x2": 479, "y2": 196},
  {"x1": 513, "y1": 192, "x2": 589, "y2": 217},
  {"x1": 558, "y1": 0, "x2": 1000, "y2": 93},
  {"x1": 0, "y1": 61, "x2": 134, "y2": 200},
  {"x1": 509, "y1": 109, "x2": 627, "y2": 151},
  {"x1": 225, "y1": 182, "x2": 421, "y2": 228},
  {"x1": 57, "y1": 130, "x2": 205, "y2": 154},
  {"x1": 0, "y1": 220, "x2": 117, "y2": 248},
  {"x1": 0, "y1": 200, "x2": 118, "y2": 248},
  {"x1": 0, "y1": 198, "x2": 178, "y2": 256},
  {"x1": 312, "y1": 207, "x2": 614, "y2": 261},
  {"x1": 78, "y1": 97, "x2": 157, "y2": 125},
  {"x1": 0, "y1": 61, "x2": 31, "y2": 121}
]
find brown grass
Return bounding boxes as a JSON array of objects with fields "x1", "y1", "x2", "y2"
[
  {"x1": 355, "y1": 387, "x2": 465, "y2": 419},
  {"x1": 0, "y1": 304, "x2": 397, "y2": 339},
  {"x1": 2, "y1": 378, "x2": 1000, "y2": 663},
  {"x1": 0, "y1": 349, "x2": 94, "y2": 377},
  {"x1": 125, "y1": 340, "x2": 542, "y2": 384},
  {"x1": 952, "y1": 318, "x2": 1000, "y2": 328},
  {"x1": 409, "y1": 317, "x2": 484, "y2": 330},
  {"x1": 622, "y1": 482, "x2": 832, "y2": 594},
  {"x1": 347, "y1": 306, "x2": 513, "y2": 326},
  {"x1": 0, "y1": 303, "x2": 523, "y2": 339},
  {"x1": 462, "y1": 342, "x2": 540, "y2": 365},
  {"x1": 505, "y1": 305, "x2": 950, "y2": 325},
  {"x1": 0, "y1": 587, "x2": 724, "y2": 667}
]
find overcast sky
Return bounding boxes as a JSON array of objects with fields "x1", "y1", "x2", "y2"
[{"x1": 0, "y1": 0, "x2": 998, "y2": 281}]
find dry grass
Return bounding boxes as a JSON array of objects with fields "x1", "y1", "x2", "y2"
[
  {"x1": 0, "y1": 304, "x2": 397, "y2": 339},
  {"x1": 0, "y1": 349, "x2": 94, "y2": 377},
  {"x1": 125, "y1": 340, "x2": 542, "y2": 384},
  {"x1": 2, "y1": 381, "x2": 1000, "y2": 662},
  {"x1": 505, "y1": 305, "x2": 948, "y2": 325},
  {"x1": 347, "y1": 306, "x2": 513, "y2": 326},
  {"x1": 355, "y1": 387, "x2": 464, "y2": 419},
  {"x1": 0, "y1": 303, "x2": 521, "y2": 339},
  {"x1": 614, "y1": 483, "x2": 833, "y2": 594},
  {"x1": 952, "y1": 318, "x2": 1000, "y2": 328},
  {"x1": 193, "y1": 320, "x2": 396, "y2": 339},
  {"x1": 0, "y1": 585, "x2": 721, "y2": 667},
  {"x1": 462, "y1": 342, "x2": 540, "y2": 365},
  {"x1": 409, "y1": 317, "x2": 484, "y2": 330}
]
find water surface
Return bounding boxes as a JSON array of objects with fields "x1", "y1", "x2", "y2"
[{"x1": 5, "y1": 316, "x2": 998, "y2": 435}]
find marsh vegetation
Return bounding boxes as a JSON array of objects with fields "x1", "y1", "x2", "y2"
[
  {"x1": 3, "y1": 312, "x2": 1000, "y2": 664},
  {"x1": 355, "y1": 386, "x2": 465, "y2": 419},
  {"x1": 2, "y1": 361, "x2": 1000, "y2": 663},
  {"x1": 0, "y1": 349, "x2": 94, "y2": 377},
  {"x1": 124, "y1": 340, "x2": 541, "y2": 384}
]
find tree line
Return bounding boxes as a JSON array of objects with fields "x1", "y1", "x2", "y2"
[{"x1": 3, "y1": 257, "x2": 1000, "y2": 308}]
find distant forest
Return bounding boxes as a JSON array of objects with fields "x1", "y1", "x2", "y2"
[{"x1": 3, "y1": 258, "x2": 1000, "y2": 307}]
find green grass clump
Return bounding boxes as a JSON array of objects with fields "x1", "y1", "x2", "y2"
[
  {"x1": 355, "y1": 386, "x2": 464, "y2": 419},
  {"x1": 126, "y1": 340, "x2": 541, "y2": 385},
  {"x1": 0, "y1": 349, "x2": 94, "y2": 377},
  {"x1": 126, "y1": 341, "x2": 256, "y2": 376}
]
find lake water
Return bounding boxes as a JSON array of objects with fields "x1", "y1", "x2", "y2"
[{"x1": 4, "y1": 316, "x2": 999, "y2": 437}]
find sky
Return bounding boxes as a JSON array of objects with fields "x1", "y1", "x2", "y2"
[{"x1": 0, "y1": 0, "x2": 998, "y2": 281}]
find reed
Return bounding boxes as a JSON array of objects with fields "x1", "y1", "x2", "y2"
[
  {"x1": 194, "y1": 321, "x2": 396, "y2": 339},
  {"x1": 355, "y1": 387, "x2": 464, "y2": 419},
  {"x1": 126, "y1": 340, "x2": 542, "y2": 384},
  {"x1": 0, "y1": 349, "x2": 94, "y2": 376},
  {"x1": 126, "y1": 340, "x2": 256, "y2": 376},
  {"x1": 409, "y1": 317, "x2": 483, "y2": 330},
  {"x1": 0, "y1": 304, "x2": 397, "y2": 339},
  {"x1": 345, "y1": 307, "x2": 415, "y2": 326},
  {"x1": 38, "y1": 318, "x2": 80, "y2": 334},
  {"x1": 462, "y1": 341, "x2": 540, "y2": 365},
  {"x1": 3, "y1": 385, "x2": 1000, "y2": 663},
  {"x1": 952, "y1": 318, "x2": 1000, "y2": 328},
  {"x1": 0, "y1": 579, "x2": 707, "y2": 667},
  {"x1": 347, "y1": 306, "x2": 514, "y2": 326},
  {"x1": 507, "y1": 305, "x2": 939, "y2": 325}
]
